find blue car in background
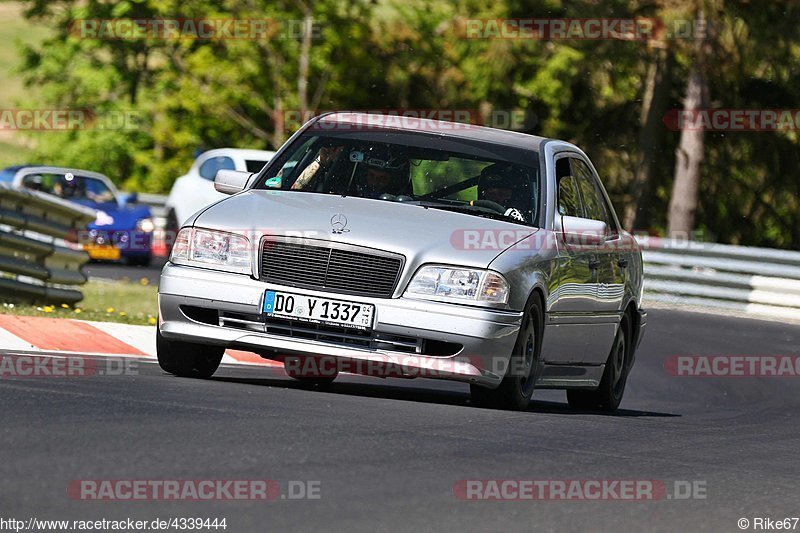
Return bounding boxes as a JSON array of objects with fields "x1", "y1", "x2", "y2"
[{"x1": 6, "y1": 166, "x2": 154, "y2": 266}]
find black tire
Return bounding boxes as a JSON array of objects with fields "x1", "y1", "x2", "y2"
[
  {"x1": 470, "y1": 294, "x2": 544, "y2": 411},
  {"x1": 567, "y1": 314, "x2": 631, "y2": 412},
  {"x1": 156, "y1": 327, "x2": 224, "y2": 378}
]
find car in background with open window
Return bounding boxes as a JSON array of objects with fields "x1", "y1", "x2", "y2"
[
  {"x1": 11, "y1": 166, "x2": 154, "y2": 266},
  {"x1": 164, "y1": 148, "x2": 275, "y2": 232}
]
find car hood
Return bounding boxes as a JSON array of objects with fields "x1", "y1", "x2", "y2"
[{"x1": 194, "y1": 190, "x2": 539, "y2": 269}]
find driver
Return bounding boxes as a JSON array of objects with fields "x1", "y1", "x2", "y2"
[
  {"x1": 54, "y1": 173, "x2": 83, "y2": 199},
  {"x1": 355, "y1": 147, "x2": 410, "y2": 198},
  {"x1": 477, "y1": 164, "x2": 529, "y2": 222}
]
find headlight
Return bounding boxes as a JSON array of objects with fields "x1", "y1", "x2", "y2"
[
  {"x1": 405, "y1": 266, "x2": 510, "y2": 304},
  {"x1": 136, "y1": 218, "x2": 155, "y2": 233},
  {"x1": 169, "y1": 227, "x2": 251, "y2": 274}
]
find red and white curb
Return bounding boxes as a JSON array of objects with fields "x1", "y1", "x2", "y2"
[{"x1": 0, "y1": 315, "x2": 281, "y2": 368}]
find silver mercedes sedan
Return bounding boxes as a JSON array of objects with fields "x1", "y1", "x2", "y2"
[{"x1": 157, "y1": 112, "x2": 646, "y2": 411}]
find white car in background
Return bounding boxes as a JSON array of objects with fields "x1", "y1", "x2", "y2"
[{"x1": 165, "y1": 148, "x2": 275, "y2": 229}]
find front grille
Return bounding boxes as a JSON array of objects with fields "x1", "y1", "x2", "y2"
[{"x1": 260, "y1": 239, "x2": 404, "y2": 298}]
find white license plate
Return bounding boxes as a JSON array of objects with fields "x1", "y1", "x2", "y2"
[{"x1": 263, "y1": 290, "x2": 374, "y2": 330}]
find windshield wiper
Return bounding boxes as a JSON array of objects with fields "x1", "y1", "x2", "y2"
[{"x1": 404, "y1": 199, "x2": 517, "y2": 222}]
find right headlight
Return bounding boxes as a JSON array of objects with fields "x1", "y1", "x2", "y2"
[
  {"x1": 170, "y1": 227, "x2": 251, "y2": 274},
  {"x1": 405, "y1": 266, "x2": 510, "y2": 304}
]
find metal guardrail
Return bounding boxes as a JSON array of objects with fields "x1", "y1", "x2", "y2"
[
  {"x1": 138, "y1": 193, "x2": 168, "y2": 221},
  {"x1": 138, "y1": 193, "x2": 169, "y2": 257},
  {"x1": 0, "y1": 184, "x2": 95, "y2": 304},
  {"x1": 639, "y1": 236, "x2": 800, "y2": 321}
]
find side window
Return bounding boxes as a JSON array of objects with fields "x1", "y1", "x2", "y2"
[
  {"x1": 555, "y1": 157, "x2": 583, "y2": 218},
  {"x1": 198, "y1": 156, "x2": 235, "y2": 181},
  {"x1": 571, "y1": 158, "x2": 618, "y2": 236}
]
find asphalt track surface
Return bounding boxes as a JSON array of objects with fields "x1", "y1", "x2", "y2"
[{"x1": 1, "y1": 309, "x2": 799, "y2": 532}]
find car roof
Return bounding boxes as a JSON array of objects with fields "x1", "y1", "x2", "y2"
[
  {"x1": 198, "y1": 148, "x2": 276, "y2": 159},
  {"x1": 315, "y1": 112, "x2": 551, "y2": 152},
  {"x1": 13, "y1": 166, "x2": 112, "y2": 181},
  {"x1": 13, "y1": 166, "x2": 117, "y2": 191}
]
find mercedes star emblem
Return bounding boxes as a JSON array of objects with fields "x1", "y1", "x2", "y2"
[{"x1": 331, "y1": 213, "x2": 349, "y2": 234}]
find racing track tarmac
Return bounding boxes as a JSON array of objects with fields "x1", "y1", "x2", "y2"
[{"x1": 0, "y1": 308, "x2": 798, "y2": 532}]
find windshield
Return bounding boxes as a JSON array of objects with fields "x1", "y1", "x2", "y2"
[
  {"x1": 21, "y1": 172, "x2": 116, "y2": 203},
  {"x1": 256, "y1": 134, "x2": 539, "y2": 225}
]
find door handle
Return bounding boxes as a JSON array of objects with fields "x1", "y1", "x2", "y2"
[
  {"x1": 588, "y1": 259, "x2": 600, "y2": 270},
  {"x1": 618, "y1": 258, "x2": 628, "y2": 268}
]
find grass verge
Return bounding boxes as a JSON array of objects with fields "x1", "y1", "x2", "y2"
[{"x1": 2, "y1": 279, "x2": 158, "y2": 325}]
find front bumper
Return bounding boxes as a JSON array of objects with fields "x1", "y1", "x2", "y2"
[
  {"x1": 83, "y1": 229, "x2": 153, "y2": 259},
  {"x1": 158, "y1": 263, "x2": 523, "y2": 387}
]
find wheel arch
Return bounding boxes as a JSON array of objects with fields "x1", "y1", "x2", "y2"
[{"x1": 622, "y1": 298, "x2": 641, "y2": 351}]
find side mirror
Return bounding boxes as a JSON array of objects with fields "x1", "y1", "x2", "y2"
[
  {"x1": 215, "y1": 169, "x2": 252, "y2": 195},
  {"x1": 556, "y1": 215, "x2": 607, "y2": 246}
]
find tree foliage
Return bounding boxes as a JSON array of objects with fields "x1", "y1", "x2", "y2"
[{"x1": 15, "y1": 0, "x2": 800, "y2": 248}]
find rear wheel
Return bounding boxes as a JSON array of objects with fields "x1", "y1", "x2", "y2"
[
  {"x1": 156, "y1": 327, "x2": 224, "y2": 378},
  {"x1": 567, "y1": 314, "x2": 631, "y2": 412},
  {"x1": 471, "y1": 295, "x2": 544, "y2": 411}
]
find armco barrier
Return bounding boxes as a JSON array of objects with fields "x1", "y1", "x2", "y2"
[
  {"x1": 138, "y1": 193, "x2": 167, "y2": 221},
  {"x1": 138, "y1": 193, "x2": 169, "y2": 257},
  {"x1": 639, "y1": 236, "x2": 800, "y2": 321},
  {"x1": 0, "y1": 184, "x2": 95, "y2": 304}
]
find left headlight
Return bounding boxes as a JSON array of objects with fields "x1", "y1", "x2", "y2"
[
  {"x1": 136, "y1": 218, "x2": 155, "y2": 233},
  {"x1": 169, "y1": 227, "x2": 252, "y2": 274},
  {"x1": 405, "y1": 266, "x2": 510, "y2": 304}
]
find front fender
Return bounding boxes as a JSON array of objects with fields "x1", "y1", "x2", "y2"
[{"x1": 488, "y1": 230, "x2": 559, "y2": 313}]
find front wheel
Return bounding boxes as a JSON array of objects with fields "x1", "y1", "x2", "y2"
[
  {"x1": 471, "y1": 295, "x2": 544, "y2": 411},
  {"x1": 156, "y1": 327, "x2": 224, "y2": 378},
  {"x1": 567, "y1": 315, "x2": 631, "y2": 412}
]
